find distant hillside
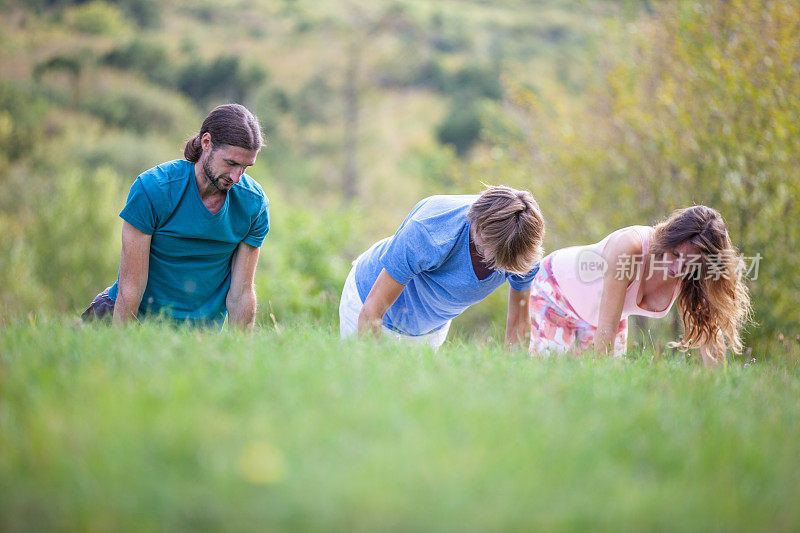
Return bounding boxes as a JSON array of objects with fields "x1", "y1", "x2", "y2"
[{"x1": 0, "y1": 0, "x2": 624, "y2": 226}]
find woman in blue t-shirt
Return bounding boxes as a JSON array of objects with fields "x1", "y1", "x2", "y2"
[{"x1": 339, "y1": 186, "x2": 545, "y2": 349}]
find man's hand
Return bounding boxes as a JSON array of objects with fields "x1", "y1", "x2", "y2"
[
  {"x1": 113, "y1": 222, "x2": 151, "y2": 326},
  {"x1": 358, "y1": 269, "x2": 405, "y2": 339},
  {"x1": 505, "y1": 288, "x2": 532, "y2": 349},
  {"x1": 226, "y1": 242, "x2": 261, "y2": 330}
]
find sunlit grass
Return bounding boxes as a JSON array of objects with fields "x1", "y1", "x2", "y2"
[{"x1": 1, "y1": 320, "x2": 798, "y2": 531}]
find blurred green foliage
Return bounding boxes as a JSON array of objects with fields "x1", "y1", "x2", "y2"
[
  {"x1": 101, "y1": 42, "x2": 267, "y2": 108},
  {"x1": 436, "y1": 97, "x2": 483, "y2": 155},
  {"x1": 116, "y1": 0, "x2": 161, "y2": 28},
  {"x1": 29, "y1": 168, "x2": 122, "y2": 309},
  {"x1": 28, "y1": 0, "x2": 161, "y2": 28},
  {"x1": 177, "y1": 56, "x2": 268, "y2": 107},
  {"x1": 492, "y1": 0, "x2": 799, "y2": 351},
  {"x1": 434, "y1": 64, "x2": 504, "y2": 154},
  {"x1": 293, "y1": 74, "x2": 335, "y2": 126},
  {"x1": 449, "y1": 64, "x2": 503, "y2": 101},
  {"x1": 79, "y1": 85, "x2": 193, "y2": 133},
  {"x1": 0, "y1": 0, "x2": 795, "y2": 358},
  {"x1": 62, "y1": 0, "x2": 129, "y2": 35},
  {"x1": 255, "y1": 196, "x2": 366, "y2": 328},
  {"x1": 101, "y1": 39, "x2": 172, "y2": 85},
  {"x1": 0, "y1": 83, "x2": 47, "y2": 172},
  {"x1": 0, "y1": 221, "x2": 51, "y2": 318}
]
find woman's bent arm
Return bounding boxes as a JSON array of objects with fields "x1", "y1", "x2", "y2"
[{"x1": 594, "y1": 231, "x2": 642, "y2": 354}]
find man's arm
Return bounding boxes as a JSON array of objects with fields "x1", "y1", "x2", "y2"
[
  {"x1": 113, "y1": 222, "x2": 151, "y2": 326},
  {"x1": 226, "y1": 242, "x2": 261, "y2": 330},
  {"x1": 358, "y1": 269, "x2": 406, "y2": 339},
  {"x1": 505, "y1": 287, "x2": 532, "y2": 349}
]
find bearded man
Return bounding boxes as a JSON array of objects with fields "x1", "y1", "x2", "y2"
[{"x1": 82, "y1": 104, "x2": 269, "y2": 329}]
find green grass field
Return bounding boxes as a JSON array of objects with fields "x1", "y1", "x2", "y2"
[{"x1": 1, "y1": 321, "x2": 799, "y2": 531}]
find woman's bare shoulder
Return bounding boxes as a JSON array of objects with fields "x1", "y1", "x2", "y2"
[{"x1": 602, "y1": 227, "x2": 646, "y2": 259}]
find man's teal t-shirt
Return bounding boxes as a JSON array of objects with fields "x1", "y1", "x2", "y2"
[{"x1": 108, "y1": 159, "x2": 269, "y2": 326}]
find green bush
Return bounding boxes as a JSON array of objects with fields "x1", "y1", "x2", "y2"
[
  {"x1": 292, "y1": 74, "x2": 335, "y2": 126},
  {"x1": 0, "y1": 216, "x2": 51, "y2": 323},
  {"x1": 414, "y1": 59, "x2": 448, "y2": 91},
  {"x1": 427, "y1": 11, "x2": 471, "y2": 53},
  {"x1": 436, "y1": 97, "x2": 483, "y2": 155},
  {"x1": 28, "y1": 0, "x2": 160, "y2": 27},
  {"x1": 33, "y1": 54, "x2": 82, "y2": 80},
  {"x1": 400, "y1": 144, "x2": 459, "y2": 191},
  {"x1": 102, "y1": 39, "x2": 173, "y2": 86},
  {"x1": 27, "y1": 167, "x2": 123, "y2": 313},
  {"x1": 79, "y1": 84, "x2": 195, "y2": 134},
  {"x1": 63, "y1": 1, "x2": 129, "y2": 35},
  {"x1": 377, "y1": 59, "x2": 502, "y2": 98},
  {"x1": 116, "y1": 0, "x2": 161, "y2": 28},
  {"x1": 498, "y1": 0, "x2": 800, "y2": 354},
  {"x1": 176, "y1": 56, "x2": 268, "y2": 106},
  {"x1": 255, "y1": 200, "x2": 366, "y2": 327},
  {"x1": 252, "y1": 86, "x2": 290, "y2": 138},
  {"x1": 448, "y1": 64, "x2": 503, "y2": 100},
  {"x1": 0, "y1": 82, "x2": 47, "y2": 176},
  {"x1": 75, "y1": 131, "x2": 180, "y2": 184}
]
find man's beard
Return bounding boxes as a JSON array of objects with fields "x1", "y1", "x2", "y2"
[{"x1": 203, "y1": 156, "x2": 228, "y2": 191}]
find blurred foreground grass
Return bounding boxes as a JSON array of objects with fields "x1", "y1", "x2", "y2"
[{"x1": 1, "y1": 321, "x2": 799, "y2": 531}]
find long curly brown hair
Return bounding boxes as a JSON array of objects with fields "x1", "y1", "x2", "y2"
[{"x1": 650, "y1": 206, "x2": 753, "y2": 359}]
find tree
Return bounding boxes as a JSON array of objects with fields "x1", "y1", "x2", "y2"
[
  {"x1": 340, "y1": 2, "x2": 411, "y2": 203},
  {"x1": 499, "y1": 0, "x2": 800, "y2": 351}
]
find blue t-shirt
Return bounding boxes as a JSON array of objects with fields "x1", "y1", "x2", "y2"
[
  {"x1": 108, "y1": 159, "x2": 269, "y2": 326},
  {"x1": 354, "y1": 195, "x2": 539, "y2": 335}
]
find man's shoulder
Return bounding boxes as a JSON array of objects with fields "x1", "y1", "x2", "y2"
[
  {"x1": 411, "y1": 194, "x2": 476, "y2": 219},
  {"x1": 137, "y1": 159, "x2": 192, "y2": 192},
  {"x1": 232, "y1": 173, "x2": 269, "y2": 208},
  {"x1": 409, "y1": 194, "x2": 474, "y2": 227},
  {"x1": 405, "y1": 195, "x2": 474, "y2": 247}
]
